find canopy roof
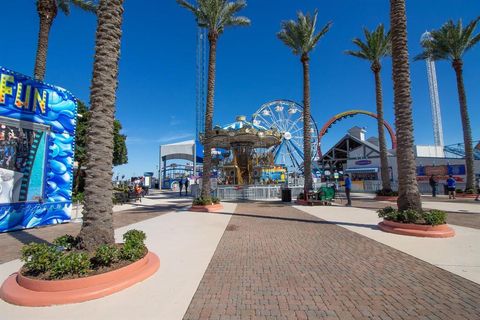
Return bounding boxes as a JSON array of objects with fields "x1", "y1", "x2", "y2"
[{"x1": 207, "y1": 116, "x2": 282, "y2": 149}]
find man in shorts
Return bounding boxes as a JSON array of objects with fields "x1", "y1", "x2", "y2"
[{"x1": 446, "y1": 175, "x2": 456, "y2": 200}]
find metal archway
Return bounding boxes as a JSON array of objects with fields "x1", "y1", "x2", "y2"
[{"x1": 318, "y1": 110, "x2": 397, "y2": 157}]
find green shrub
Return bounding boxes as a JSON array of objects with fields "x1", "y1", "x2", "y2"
[
  {"x1": 297, "y1": 192, "x2": 305, "y2": 200},
  {"x1": 72, "y1": 192, "x2": 84, "y2": 203},
  {"x1": 51, "y1": 252, "x2": 91, "y2": 279},
  {"x1": 378, "y1": 207, "x2": 447, "y2": 226},
  {"x1": 212, "y1": 197, "x2": 220, "y2": 204},
  {"x1": 377, "y1": 206, "x2": 396, "y2": 219},
  {"x1": 193, "y1": 197, "x2": 213, "y2": 205},
  {"x1": 465, "y1": 188, "x2": 475, "y2": 194},
  {"x1": 21, "y1": 243, "x2": 60, "y2": 275},
  {"x1": 120, "y1": 229, "x2": 147, "y2": 261},
  {"x1": 376, "y1": 189, "x2": 399, "y2": 196},
  {"x1": 378, "y1": 207, "x2": 420, "y2": 224},
  {"x1": 403, "y1": 209, "x2": 421, "y2": 223},
  {"x1": 423, "y1": 210, "x2": 447, "y2": 226},
  {"x1": 120, "y1": 242, "x2": 146, "y2": 261},
  {"x1": 456, "y1": 188, "x2": 464, "y2": 194},
  {"x1": 92, "y1": 245, "x2": 119, "y2": 267},
  {"x1": 123, "y1": 229, "x2": 146, "y2": 245},
  {"x1": 53, "y1": 234, "x2": 77, "y2": 251}
]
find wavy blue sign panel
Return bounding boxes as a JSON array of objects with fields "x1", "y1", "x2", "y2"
[{"x1": 0, "y1": 67, "x2": 77, "y2": 232}]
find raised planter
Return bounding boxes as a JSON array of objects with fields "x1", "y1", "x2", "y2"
[
  {"x1": 374, "y1": 196, "x2": 398, "y2": 201},
  {"x1": 455, "y1": 193, "x2": 478, "y2": 199},
  {"x1": 0, "y1": 251, "x2": 160, "y2": 307},
  {"x1": 189, "y1": 203, "x2": 224, "y2": 212},
  {"x1": 378, "y1": 219, "x2": 455, "y2": 238}
]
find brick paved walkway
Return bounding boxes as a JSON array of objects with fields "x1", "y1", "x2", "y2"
[{"x1": 183, "y1": 203, "x2": 480, "y2": 320}]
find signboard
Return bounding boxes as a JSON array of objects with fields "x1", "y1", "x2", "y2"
[
  {"x1": 355, "y1": 159, "x2": 372, "y2": 166},
  {"x1": 0, "y1": 67, "x2": 77, "y2": 232}
]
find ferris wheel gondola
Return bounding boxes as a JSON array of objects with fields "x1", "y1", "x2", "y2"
[{"x1": 252, "y1": 100, "x2": 319, "y2": 173}]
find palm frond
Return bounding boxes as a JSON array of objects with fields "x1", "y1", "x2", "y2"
[
  {"x1": 345, "y1": 24, "x2": 390, "y2": 64},
  {"x1": 56, "y1": 0, "x2": 71, "y2": 15},
  {"x1": 70, "y1": 0, "x2": 97, "y2": 13},
  {"x1": 277, "y1": 9, "x2": 331, "y2": 56},
  {"x1": 416, "y1": 17, "x2": 480, "y2": 61},
  {"x1": 177, "y1": 0, "x2": 249, "y2": 35}
]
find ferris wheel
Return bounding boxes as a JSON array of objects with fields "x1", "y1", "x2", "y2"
[{"x1": 252, "y1": 100, "x2": 319, "y2": 173}]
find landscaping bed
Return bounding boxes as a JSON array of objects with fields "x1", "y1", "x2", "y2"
[
  {"x1": 377, "y1": 206, "x2": 454, "y2": 238},
  {"x1": 0, "y1": 230, "x2": 160, "y2": 306}
]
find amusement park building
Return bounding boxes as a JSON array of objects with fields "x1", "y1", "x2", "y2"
[{"x1": 320, "y1": 127, "x2": 480, "y2": 193}]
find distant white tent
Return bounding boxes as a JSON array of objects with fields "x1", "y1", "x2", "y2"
[{"x1": 159, "y1": 140, "x2": 198, "y2": 189}]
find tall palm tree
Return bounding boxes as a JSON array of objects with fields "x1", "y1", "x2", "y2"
[
  {"x1": 77, "y1": 0, "x2": 125, "y2": 251},
  {"x1": 277, "y1": 10, "x2": 331, "y2": 195},
  {"x1": 34, "y1": 0, "x2": 96, "y2": 80},
  {"x1": 389, "y1": 0, "x2": 421, "y2": 211},
  {"x1": 177, "y1": 0, "x2": 250, "y2": 199},
  {"x1": 345, "y1": 24, "x2": 392, "y2": 192},
  {"x1": 415, "y1": 18, "x2": 480, "y2": 191}
]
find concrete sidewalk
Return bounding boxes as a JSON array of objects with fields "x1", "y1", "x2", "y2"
[
  {"x1": 295, "y1": 204, "x2": 480, "y2": 285},
  {"x1": 0, "y1": 203, "x2": 236, "y2": 320}
]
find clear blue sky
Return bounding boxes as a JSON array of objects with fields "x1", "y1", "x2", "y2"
[{"x1": 1, "y1": 0, "x2": 479, "y2": 178}]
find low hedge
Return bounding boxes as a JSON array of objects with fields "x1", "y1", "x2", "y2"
[
  {"x1": 20, "y1": 229, "x2": 147, "y2": 280},
  {"x1": 377, "y1": 206, "x2": 447, "y2": 226}
]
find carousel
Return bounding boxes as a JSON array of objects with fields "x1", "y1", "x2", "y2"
[{"x1": 203, "y1": 116, "x2": 283, "y2": 185}]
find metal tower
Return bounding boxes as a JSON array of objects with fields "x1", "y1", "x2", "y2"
[
  {"x1": 195, "y1": 27, "x2": 207, "y2": 140},
  {"x1": 421, "y1": 31, "x2": 445, "y2": 149}
]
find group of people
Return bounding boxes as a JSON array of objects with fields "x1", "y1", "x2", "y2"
[
  {"x1": 429, "y1": 174, "x2": 480, "y2": 201},
  {"x1": 178, "y1": 177, "x2": 190, "y2": 196}
]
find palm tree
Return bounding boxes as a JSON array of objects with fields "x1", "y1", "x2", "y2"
[
  {"x1": 77, "y1": 0, "x2": 125, "y2": 251},
  {"x1": 415, "y1": 18, "x2": 480, "y2": 191},
  {"x1": 389, "y1": 0, "x2": 421, "y2": 211},
  {"x1": 277, "y1": 10, "x2": 331, "y2": 195},
  {"x1": 345, "y1": 24, "x2": 392, "y2": 192},
  {"x1": 177, "y1": 0, "x2": 250, "y2": 199},
  {"x1": 34, "y1": 0, "x2": 96, "y2": 80}
]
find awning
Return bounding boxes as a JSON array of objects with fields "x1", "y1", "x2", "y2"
[{"x1": 345, "y1": 167, "x2": 379, "y2": 173}]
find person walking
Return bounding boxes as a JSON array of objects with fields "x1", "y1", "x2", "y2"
[
  {"x1": 344, "y1": 174, "x2": 352, "y2": 206},
  {"x1": 429, "y1": 174, "x2": 438, "y2": 197},
  {"x1": 185, "y1": 177, "x2": 190, "y2": 196},
  {"x1": 446, "y1": 175, "x2": 456, "y2": 200},
  {"x1": 475, "y1": 177, "x2": 480, "y2": 202},
  {"x1": 179, "y1": 178, "x2": 184, "y2": 196}
]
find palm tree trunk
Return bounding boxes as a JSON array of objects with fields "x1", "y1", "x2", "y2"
[
  {"x1": 78, "y1": 0, "x2": 125, "y2": 251},
  {"x1": 373, "y1": 66, "x2": 392, "y2": 191},
  {"x1": 452, "y1": 59, "x2": 475, "y2": 191},
  {"x1": 301, "y1": 54, "x2": 313, "y2": 194},
  {"x1": 34, "y1": 0, "x2": 57, "y2": 80},
  {"x1": 390, "y1": 0, "x2": 421, "y2": 211},
  {"x1": 201, "y1": 33, "x2": 218, "y2": 199}
]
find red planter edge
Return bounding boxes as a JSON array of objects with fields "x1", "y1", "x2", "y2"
[
  {"x1": 189, "y1": 203, "x2": 224, "y2": 212},
  {"x1": 378, "y1": 219, "x2": 455, "y2": 238},
  {"x1": 0, "y1": 251, "x2": 160, "y2": 307}
]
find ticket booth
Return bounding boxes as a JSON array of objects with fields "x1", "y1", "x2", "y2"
[{"x1": 0, "y1": 67, "x2": 77, "y2": 232}]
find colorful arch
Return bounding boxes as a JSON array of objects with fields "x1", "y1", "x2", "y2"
[{"x1": 318, "y1": 110, "x2": 397, "y2": 157}]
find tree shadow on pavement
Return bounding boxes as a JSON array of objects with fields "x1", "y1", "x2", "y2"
[{"x1": 213, "y1": 211, "x2": 379, "y2": 230}]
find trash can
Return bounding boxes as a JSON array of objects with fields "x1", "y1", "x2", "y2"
[{"x1": 281, "y1": 188, "x2": 292, "y2": 202}]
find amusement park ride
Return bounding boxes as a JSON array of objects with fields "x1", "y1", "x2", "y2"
[{"x1": 157, "y1": 28, "x2": 477, "y2": 190}]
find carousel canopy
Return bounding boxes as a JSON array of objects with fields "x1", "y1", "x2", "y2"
[
  {"x1": 206, "y1": 116, "x2": 282, "y2": 149},
  {"x1": 220, "y1": 115, "x2": 268, "y2": 131}
]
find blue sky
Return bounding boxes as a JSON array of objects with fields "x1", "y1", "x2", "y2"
[{"x1": 1, "y1": 0, "x2": 479, "y2": 178}]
